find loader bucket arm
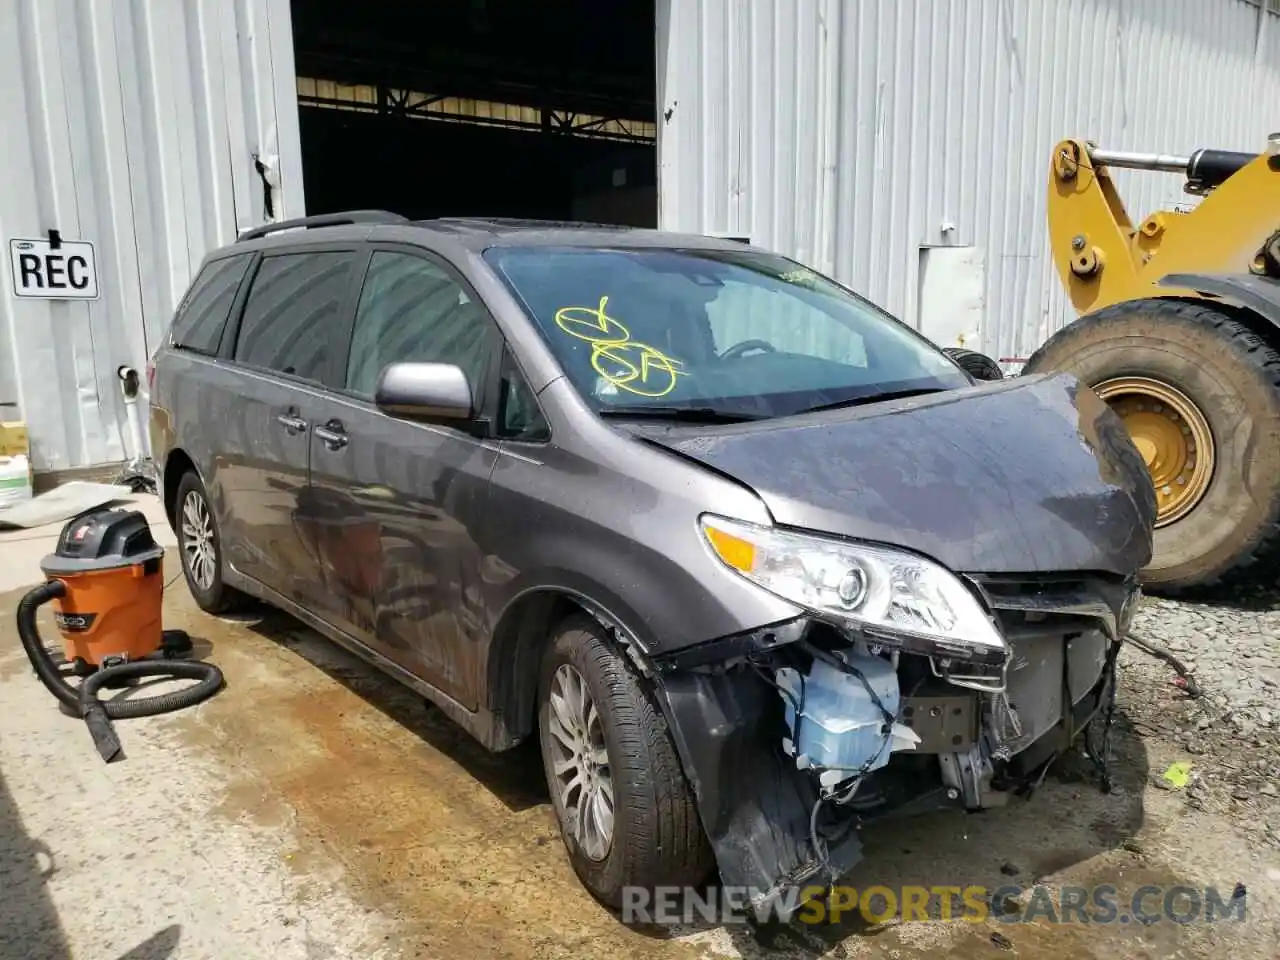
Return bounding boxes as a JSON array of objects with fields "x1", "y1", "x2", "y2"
[{"x1": 1047, "y1": 137, "x2": 1280, "y2": 317}]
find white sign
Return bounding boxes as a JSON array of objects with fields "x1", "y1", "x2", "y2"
[{"x1": 8, "y1": 237, "x2": 99, "y2": 300}]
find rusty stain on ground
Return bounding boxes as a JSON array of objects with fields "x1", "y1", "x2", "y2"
[
  {"x1": 9, "y1": 580, "x2": 1276, "y2": 959},
  {"x1": 162, "y1": 603, "x2": 707, "y2": 960}
]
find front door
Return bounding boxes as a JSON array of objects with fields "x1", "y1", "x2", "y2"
[
  {"x1": 219, "y1": 248, "x2": 361, "y2": 608},
  {"x1": 305, "y1": 248, "x2": 501, "y2": 709}
]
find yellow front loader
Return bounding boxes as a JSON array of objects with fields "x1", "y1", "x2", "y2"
[{"x1": 1023, "y1": 134, "x2": 1280, "y2": 594}]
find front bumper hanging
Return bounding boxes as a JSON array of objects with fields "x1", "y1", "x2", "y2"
[{"x1": 649, "y1": 575, "x2": 1135, "y2": 918}]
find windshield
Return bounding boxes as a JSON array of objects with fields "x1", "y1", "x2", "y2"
[{"x1": 483, "y1": 245, "x2": 971, "y2": 419}]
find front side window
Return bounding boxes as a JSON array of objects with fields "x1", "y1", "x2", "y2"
[
  {"x1": 484, "y1": 246, "x2": 970, "y2": 420},
  {"x1": 498, "y1": 346, "x2": 550, "y2": 441},
  {"x1": 170, "y1": 254, "x2": 251, "y2": 355},
  {"x1": 233, "y1": 251, "x2": 357, "y2": 382},
  {"x1": 346, "y1": 252, "x2": 496, "y2": 401}
]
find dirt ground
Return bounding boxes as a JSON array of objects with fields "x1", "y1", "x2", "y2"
[{"x1": 2, "y1": 579, "x2": 1278, "y2": 960}]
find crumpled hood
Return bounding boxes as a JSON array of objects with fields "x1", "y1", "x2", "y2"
[{"x1": 633, "y1": 373, "x2": 1157, "y2": 576}]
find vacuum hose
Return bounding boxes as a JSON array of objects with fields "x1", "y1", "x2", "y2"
[{"x1": 17, "y1": 580, "x2": 225, "y2": 763}]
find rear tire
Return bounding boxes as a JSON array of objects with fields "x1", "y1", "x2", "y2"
[
  {"x1": 1024, "y1": 298, "x2": 1280, "y2": 593},
  {"x1": 536, "y1": 615, "x2": 714, "y2": 908},
  {"x1": 174, "y1": 471, "x2": 248, "y2": 614}
]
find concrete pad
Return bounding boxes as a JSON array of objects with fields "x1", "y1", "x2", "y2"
[{"x1": 0, "y1": 584, "x2": 395, "y2": 960}]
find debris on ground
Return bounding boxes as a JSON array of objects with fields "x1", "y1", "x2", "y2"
[
  {"x1": 1127, "y1": 631, "x2": 1202, "y2": 698},
  {"x1": 1161, "y1": 760, "x2": 1193, "y2": 789},
  {"x1": 0, "y1": 481, "x2": 135, "y2": 529},
  {"x1": 1125, "y1": 590, "x2": 1280, "y2": 842}
]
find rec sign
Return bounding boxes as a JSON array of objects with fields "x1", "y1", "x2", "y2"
[{"x1": 8, "y1": 237, "x2": 99, "y2": 300}]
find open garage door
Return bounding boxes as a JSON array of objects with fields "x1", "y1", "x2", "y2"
[{"x1": 290, "y1": 0, "x2": 657, "y2": 226}]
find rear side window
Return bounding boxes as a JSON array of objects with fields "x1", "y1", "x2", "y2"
[
  {"x1": 233, "y1": 251, "x2": 356, "y2": 383},
  {"x1": 170, "y1": 255, "x2": 251, "y2": 355}
]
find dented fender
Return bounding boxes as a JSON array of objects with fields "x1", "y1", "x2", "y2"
[{"x1": 653, "y1": 661, "x2": 867, "y2": 911}]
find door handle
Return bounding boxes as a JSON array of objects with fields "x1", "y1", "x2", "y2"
[
  {"x1": 314, "y1": 420, "x2": 349, "y2": 451},
  {"x1": 275, "y1": 411, "x2": 308, "y2": 434}
]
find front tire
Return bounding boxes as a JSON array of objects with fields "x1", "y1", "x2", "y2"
[
  {"x1": 537, "y1": 615, "x2": 714, "y2": 907},
  {"x1": 174, "y1": 471, "x2": 247, "y2": 614},
  {"x1": 1024, "y1": 298, "x2": 1280, "y2": 593}
]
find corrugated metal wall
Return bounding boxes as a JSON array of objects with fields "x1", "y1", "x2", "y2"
[
  {"x1": 656, "y1": 0, "x2": 1280, "y2": 364},
  {"x1": 0, "y1": 0, "x2": 303, "y2": 472},
  {"x1": 6, "y1": 0, "x2": 1277, "y2": 470}
]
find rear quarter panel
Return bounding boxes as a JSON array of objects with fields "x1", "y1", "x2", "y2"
[{"x1": 150, "y1": 349, "x2": 252, "y2": 528}]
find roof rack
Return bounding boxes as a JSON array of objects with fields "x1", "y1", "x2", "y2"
[{"x1": 236, "y1": 210, "x2": 407, "y2": 243}]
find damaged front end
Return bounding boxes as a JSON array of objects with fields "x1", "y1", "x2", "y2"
[{"x1": 650, "y1": 530, "x2": 1140, "y2": 920}]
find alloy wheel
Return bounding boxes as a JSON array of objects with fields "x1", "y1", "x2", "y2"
[
  {"x1": 181, "y1": 489, "x2": 217, "y2": 591},
  {"x1": 546, "y1": 663, "x2": 615, "y2": 862}
]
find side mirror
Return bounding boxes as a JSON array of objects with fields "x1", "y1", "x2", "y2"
[{"x1": 374, "y1": 362, "x2": 474, "y2": 423}]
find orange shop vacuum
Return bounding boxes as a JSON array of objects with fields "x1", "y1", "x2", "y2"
[{"x1": 17, "y1": 506, "x2": 224, "y2": 763}]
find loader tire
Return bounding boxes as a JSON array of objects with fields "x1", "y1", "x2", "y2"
[{"x1": 1023, "y1": 298, "x2": 1280, "y2": 594}]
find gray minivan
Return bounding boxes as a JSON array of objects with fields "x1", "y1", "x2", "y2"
[{"x1": 149, "y1": 211, "x2": 1156, "y2": 917}]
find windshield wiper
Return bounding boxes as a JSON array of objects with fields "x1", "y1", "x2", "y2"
[
  {"x1": 795, "y1": 387, "x2": 948, "y2": 415},
  {"x1": 598, "y1": 405, "x2": 765, "y2": 424}
]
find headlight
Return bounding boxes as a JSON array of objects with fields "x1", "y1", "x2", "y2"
[{"x1": 700, "y1": 515, "x2": 1006, "y2": 659}]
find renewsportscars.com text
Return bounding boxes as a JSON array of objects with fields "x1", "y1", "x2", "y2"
[{"x1": 622, "y1": 883, "x2": 1247, "y2": 927}]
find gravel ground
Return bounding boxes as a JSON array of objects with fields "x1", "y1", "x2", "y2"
[{"x1": 1125, "y1": 585, "x2": 1280, "y2": 847}]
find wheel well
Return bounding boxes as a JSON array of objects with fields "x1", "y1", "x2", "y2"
[
  {"x1": 485, "y1": 591, "x2": 591, "y2": 748},
  {"x1": 162, "y1": 449, "x2": 196, "y2": 530},
  {"x1": 1153, "y1": 294, "x2": 1280, "y2": 354},
  {"x1": 1214, "y1": 299, "x2": 1280, "y2": 355}
]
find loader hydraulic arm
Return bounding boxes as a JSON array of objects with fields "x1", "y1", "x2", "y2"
[{"x1": 1048, "y1": 136, "x2": 1280, "y2": 316}]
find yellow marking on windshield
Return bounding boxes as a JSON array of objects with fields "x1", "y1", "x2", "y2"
[{"x1": 554, "y1": 296, "x2": 687, "y2": 398}]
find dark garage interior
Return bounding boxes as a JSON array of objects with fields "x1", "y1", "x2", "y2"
[{"x1": 290, "y1": 0, "x2": 658, "y2": 226}]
